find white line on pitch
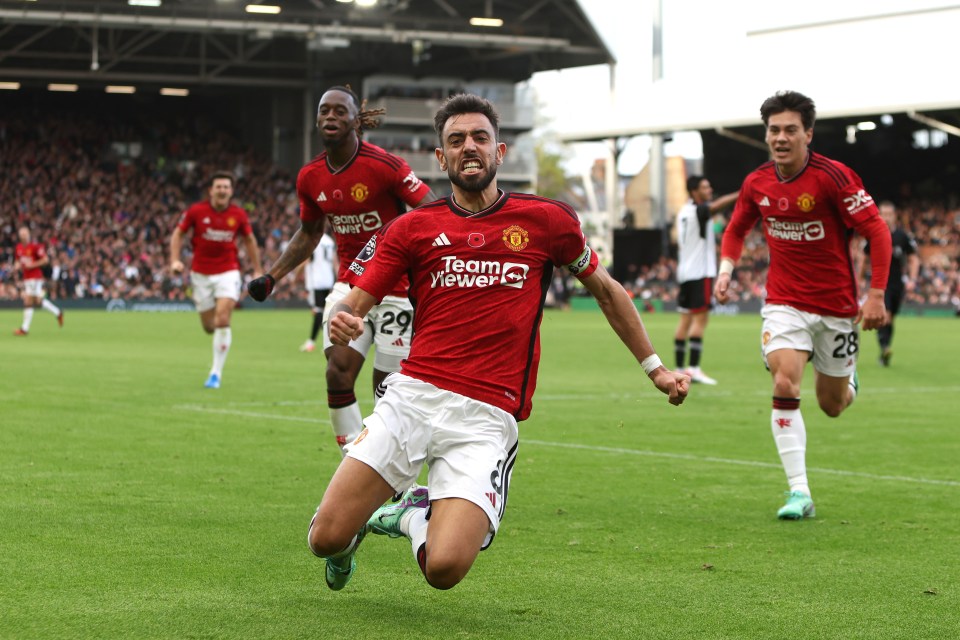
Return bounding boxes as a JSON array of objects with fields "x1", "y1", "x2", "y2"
[
  {"x1": 173, "y1": 404, "x2": 331, "y2": 425},
  {"x1": 172, "y1": 403, "x2": 958, "y2": 488},
  {"x1": 537, "y1": 385, "x2": 960, "y2": 401},
  {"x1": 523, "y1": 439, "x2": 960, "y2": 488}
]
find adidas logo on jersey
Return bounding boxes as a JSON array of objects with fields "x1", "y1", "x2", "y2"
[
  {"x1": 432, "y1": 233, "x2": 451, "y2": 247},
  {"x1": 392, "y1": 338, "x2": 404, "y2": 347},
  {"x1": 316, "y1": 192, "x2": 328, "y2": 202},
  {"x1": 759, "y1": 196, "x2": 771, "y2": 207}
]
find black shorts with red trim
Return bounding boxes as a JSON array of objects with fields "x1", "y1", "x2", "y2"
[{"x1": 677, "y1": 277, "x2": 714, "y2": 313}]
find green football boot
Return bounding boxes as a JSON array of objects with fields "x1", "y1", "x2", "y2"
[
  {"x1": 323, "y1": 527, "x2": 367, "y2": 591},
  {"x1": 368, "y1": 485, "x2": 430, "y2": 538},
  {"x1": 776, "y1": 490, "x2": 816, "y2": 520}
]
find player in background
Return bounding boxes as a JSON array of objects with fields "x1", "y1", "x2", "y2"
[
  {"x1": 673, "y1": 175, "x2": 738, "y2": 385},
  {"x1": 307, "y1": 93, "x2": 689, "y2": 592},
  {"x1": 714, "y1": 90, "x2": 892, "y2": 520},
  {"x1": 299, "y1": 224, "x2": 338, "y2": 353},
  {"x1": 247, "y1": 86, "x2": 437, "y2": 455},
  {"x1": 860, "y1": 201, "x2": 919, "y2": 367},
  {"x1": 169, "y1": 171, "x2": 262, "y2": 389},
  {"x1": 13, "y1": 226, "x2": 63, "y2": 336}
]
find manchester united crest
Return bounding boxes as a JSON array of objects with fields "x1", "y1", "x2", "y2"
[
  {"x1": 797, "y1": 193, "x2": 816, "y2": 213},
  {"x1": 351, "y1": 183, "x2": 369, "y2": 203},
  {"x1": 502, "y1": 225, "x2": 529, "y2": 251},
  {"x1": 226, "y1": 217, "x2": 236, "y2": 227}
]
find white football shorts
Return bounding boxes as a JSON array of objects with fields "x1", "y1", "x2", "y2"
[
  {"x1": 760, "y1": 304, "x2": 859, "y2": 377},
  {"x1": 190, "y1": 270, "x2": 242, "y2": 312},
  {"x1": 22, "y1": 278, "x2": 45, "y2": 298},
  {"x1": 346, "y1": 373, "x2": 519, "y2": 550},
  {"x1": 322, "y1": 282, "x2": 414, "y2": 372}
]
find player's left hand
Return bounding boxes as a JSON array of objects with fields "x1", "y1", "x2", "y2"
[
  {"x1": 857, "y1": 289, "x2": 887, "y2": 330},
  {"x1": 650, "y1": 368, "x2": 690, "y2": 406}
]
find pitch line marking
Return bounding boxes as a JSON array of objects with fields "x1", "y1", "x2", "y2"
[
  {"x1": 523, "y1": 439, "x2": 960, "y2": 488},
  {"x1": 173, "y1": 404, "x2": 331, "y2": 425},
  {"x1": 172, "y1": 404, "x2": 958, "y2": 489},
  {"x1": 537, "y1": 384, "x2": 960, "y2": 401}
]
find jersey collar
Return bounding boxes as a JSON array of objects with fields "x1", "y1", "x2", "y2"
[
  {"x1": 775, "y1": 151, "x2": 811, "y2": 183},
  {"x1": 326, "y1": 139, "x2": 362, "y2": 175},
  {"x1": 447, "y1": 189, "x2": 508, "y2": 219}
]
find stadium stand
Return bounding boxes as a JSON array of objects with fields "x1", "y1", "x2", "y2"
[{"x1": 1, "y1": 95, "x2": 957, "y2": 314}]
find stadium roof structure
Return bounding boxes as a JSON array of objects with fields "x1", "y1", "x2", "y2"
[
  {"x1": 557, "y1": 4, "x2": 960, "y2": 146},
  {"x1": 0, "y1": 0, "x2": 615, "y2": 91}
]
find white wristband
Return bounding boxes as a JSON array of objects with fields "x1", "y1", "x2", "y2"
[
  {"x1": 641, "y1": 354, "x2": 662, "y2": 376},
  {"x1": 718, "y1": 258, "x2": 735, "y2": 277}
]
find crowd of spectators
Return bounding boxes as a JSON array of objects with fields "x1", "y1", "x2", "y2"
[
  {"x1": 2, "y1": 97, "x2": 958, "y2": 314},
  {"x1": 0, "y1": 96, "x2": 306, "y2": 304}
]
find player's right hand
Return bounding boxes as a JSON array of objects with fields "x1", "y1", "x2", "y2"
[
  {"x1": 650, "y1": 368, "x2": 690, "y2": 406},
  {"x1": 247, "y1": 274, "x2": 275, "y2": 302},
  {"x1": 329, "y1": 311, "x2": 364, "y2": 346},
  {"x1": 170, "y1": 260, "x2": 184, "y2": 275},
  {"x1": 714, "y1": 273, "x2": 731, "y2": 303}
]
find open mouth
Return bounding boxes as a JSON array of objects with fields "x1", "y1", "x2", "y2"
[{"x1": 462, "y1": 159, "x2": 482, "y2": 174}]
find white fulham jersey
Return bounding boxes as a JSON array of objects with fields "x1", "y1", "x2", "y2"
[
  {"x1": 675, "y1": 199, "x2": 716, "y2": 282},
  {"x1": 306, "y1": 233, "x2": 336, "y2": 291}
]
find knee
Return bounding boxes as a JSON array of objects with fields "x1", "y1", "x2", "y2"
[
  {"x1": 817, "y1": 396, "x2": 844, "y2": 418},
  {"x1": 423, "y1": 552, "x2": 471, "y2": 590},
  {"x1": 772, "y1": 373, "x2": 800, "y2": 398},
  {"x1": 307, "y1": 514, "x2": 354, "y2": 558}
]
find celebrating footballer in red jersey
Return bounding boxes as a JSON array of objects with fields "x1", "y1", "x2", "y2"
[
  {"x1": 722, "y1": 151, "x2": 888, "y2": 317},
  {"x1": 308, "y1": 93, "x2": 688, "y2": 594},
  {"x1": 12, "y1": 226, "x2": 63, "y2": 336},
  {"x1": 176, "y1": 200, "x2": 253, "y2": 275},
  {"x1": 247, "y1": 86, "x2": 437, "y2": 457},
  {"x1": 298, "y1": 138, "x2": 431, "y2": 298},
  {"x1": 349, "y1": 192, "x2": 595, "y2": 420},
  {"x1": 169, "y1": 171, "x2": 263, "y2": 389},
  {"x1": 714, "y1": 90, "x2": 892, "y2": 522}
]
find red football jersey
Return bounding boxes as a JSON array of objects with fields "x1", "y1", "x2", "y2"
[
  {"x1": 722, "y1": 152, "x2": 891, "y2": 317},
  {"x1": 297, "y1": 140, "x2": 432, "y2": 297},
  {"x1": 348, "y1": 191, "x2": 599, "y2": 420},
  {"x1": 176, "y1": 202, "x2": 253, "y2": 275},
  {"x1": 16, "y1": 242, "x2": 46, "y2": 280}
]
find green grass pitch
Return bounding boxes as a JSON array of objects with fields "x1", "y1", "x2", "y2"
[{"x1": 2, "y1": 308, "x2": 957, "y2": 639}]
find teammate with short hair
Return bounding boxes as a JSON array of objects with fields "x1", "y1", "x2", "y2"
[
  {"x1": 300, "y1": 225, "x2": 337, "y2": 353},
  {"x1": 307, "y1": 93, "x2": 688, "y2": 592},
  {"x1": 862, "y1": 201, "x2": 919, "y2": 366},
  {"x1": 13, "y1": 226, "x2": 63, "y2": 336},
  {"x1": 715, "y1": 90, "x2": 892, "y2": 520},
  {"x1": 673, "y1": 175, "x2": 738, "y2": 385},
  {"x1": 247, "y1": 85, "x2": 437, "y2": 455},
  {"x1": 169, "y1": 171, "x2": 262, "y2": 389}
]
